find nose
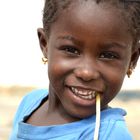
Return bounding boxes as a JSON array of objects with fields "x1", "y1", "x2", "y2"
[{"x1": 74, "y1": 59, "x2": 100, "y2": 82}]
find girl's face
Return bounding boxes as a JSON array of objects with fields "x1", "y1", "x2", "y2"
[{"x1": 39, "y1": 1, "x2": 138, "y2": 119}]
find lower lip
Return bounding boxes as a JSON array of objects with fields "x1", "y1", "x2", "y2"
[{"x1": 66, "y1": 87, "x2": 97, "y2": 106}]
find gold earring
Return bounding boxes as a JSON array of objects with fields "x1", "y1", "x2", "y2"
[
  {"x1": 42, "y1": 57, "x2": 48, "y2": 64},
  {"x1": 127, "y1": 68, "x2": 133, "y2": 78}
]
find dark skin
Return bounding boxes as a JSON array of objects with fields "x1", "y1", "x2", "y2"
[{"x1": 27, "y1": 1, "x2": 139, "y2": 126}]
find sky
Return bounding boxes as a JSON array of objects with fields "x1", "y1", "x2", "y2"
[{"x1": 0, "y1": 0, "x2": 140, "y2": 90}]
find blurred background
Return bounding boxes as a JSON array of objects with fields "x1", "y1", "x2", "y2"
[{"x1": 0, "y1": 0, "x2": 140, "y2": 140}]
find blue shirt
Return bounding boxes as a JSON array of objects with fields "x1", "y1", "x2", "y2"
[{"x1": 10, "y1": 89, "x2": 133, "y2": 140}]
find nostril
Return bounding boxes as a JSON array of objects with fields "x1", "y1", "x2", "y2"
[{"x1": 74, "y1": 68, "x2": 100, "y2": 82}]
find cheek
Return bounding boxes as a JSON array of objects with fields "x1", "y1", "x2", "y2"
[
  {"x1": 107, "y1": 67, "x2": 126, "y2": 88},
  {"x1": 102, "y1": 69, "x2": 125, "y2": 105},
  {"x1": 48, "y1": 58, "x2": 73, "y2": 84},
  {"x1": 103, "y1": 59, "x2": 129, "y2": 85},
  {"x1": 109, "y1": 75, "x2": 124, "y2": 91}
]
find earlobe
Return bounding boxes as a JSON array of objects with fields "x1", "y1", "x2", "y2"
[
  {"x1": 37, "y1": 28, "x2": 48, "y2": 57},
  {"x1": 127, "y1": 64, "x2": 133, "y2": 78}
]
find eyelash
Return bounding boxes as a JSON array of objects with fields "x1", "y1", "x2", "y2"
[
  {"x1": 60, "y1": 46, "x2": 119, "y2": 60},
  {"x1": 100, "y1": 51, "x2": 119, "y2": 60},
  {"x1": 61, "y1": 45, "x2": 80, "y2": 55}
]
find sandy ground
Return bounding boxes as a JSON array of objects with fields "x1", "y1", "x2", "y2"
[{"x1": 1, "y1": 89, "x2": 140, "y2": 140}]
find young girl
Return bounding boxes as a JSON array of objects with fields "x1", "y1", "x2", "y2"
[{"x1": 10, "y1": 0, "x2": 140, "y2": 140}]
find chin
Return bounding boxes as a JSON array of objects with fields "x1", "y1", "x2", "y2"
[{"x1": 67, "y1": 108, "x2": 96, "y2": 120}]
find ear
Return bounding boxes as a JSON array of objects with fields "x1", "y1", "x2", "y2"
[
  {"x1": 129, "y1": 46, "x2": 140, "y2": 69},
  {"x1": 37, "y1": 28, "x2": 48, "y2": 58}
]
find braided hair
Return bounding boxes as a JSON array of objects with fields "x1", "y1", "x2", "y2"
[{"x1": 43, "y1": 0, "x2": 140, "y2": 47}]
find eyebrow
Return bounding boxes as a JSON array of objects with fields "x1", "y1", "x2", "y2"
[
  {"x1": 57, "y1": 35, "x2": 83, "y2": 45},
  {"x1": 57, "y1": 35, "x2": 129, "y2": 49},
  {"x1": 103, "y1": 42, "x2": 128, "y2": 50}
]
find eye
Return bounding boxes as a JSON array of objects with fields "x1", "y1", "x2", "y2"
[
  {"x1": 100, "y1": 51, "x2": 119, "y2": 60},
  {"x1": 62, "y1": 46, "x2": 80, "y2": 55}
]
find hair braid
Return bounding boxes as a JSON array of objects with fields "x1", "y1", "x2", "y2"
[
  {"x1": 43, "y1": 0, "x2": 71, "y2": 36},
  {"x1": 43, "y1": 0, "x2": 57, "y2": 34},
  {"x1": 127, "y1": 2, "x2": 140, "y2": 45},
  {"x1": 43, "y1": 0, "x2": 140, "y2": 46}
]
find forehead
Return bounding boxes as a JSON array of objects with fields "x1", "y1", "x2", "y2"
[{"x1": 50, "y1": 0, "x2": 132, "y2": 45}]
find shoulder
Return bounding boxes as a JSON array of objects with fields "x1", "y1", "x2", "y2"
[
  {"x1": 105, "y1": 121, "x2": 133, "y2": 140},
  {"x1": 10, "y1": 89, "x2": 48, "y2": 140},
  {"x1": 100, "y1": 108, "x2": 132, "y2": 140},
  {"x1": 17, "y1": 89, "x2": 48, "y2": 111},
  {"x1": 13, "y1": 89, "x2": 48, "y2": 124},
  {"x1": 101, "y1": 107, "x2": 127, "y2": 122},
  {"x1": 23, "y1": 89, "x2": 48, "y2": 100},
  {"x1": 21, "y1": 89, "x2": 48, "y2": 105}
]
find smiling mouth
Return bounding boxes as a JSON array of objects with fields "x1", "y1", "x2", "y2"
[{"x1": 69, "y1": 86, "x2": 97, "y2": 100}]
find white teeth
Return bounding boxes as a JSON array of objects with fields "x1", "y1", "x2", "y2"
[
  {"x1": 70, "y1": 86, "x2": 97, "y2": 100},
  {"x1": 92, "y1": 91, "x2": 96, "y2": 95},
  {"x1": 91, "y1": 91, "x2": 95, "y2": 98},
  {"x1": 79, "y1": 90, "x2": 83, "y2": 95},
  {"x1": 72, "y1": 87, "x2": 78, "y2": 94},
  {"x1": 89, "y1": 94, "x2": 92, "y2": 99},
  {"x1": 88, "y1": 91, "x2": 92, "y2": 95},
  {"x1": 75, "y1": 88, "x2": 78, "y2": 94},
  {"x1": 71, "y1": 87, "x2": 74, "y2": 91}
]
